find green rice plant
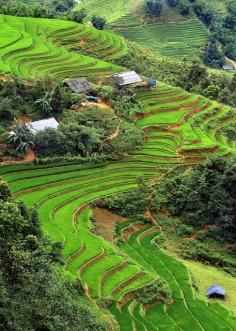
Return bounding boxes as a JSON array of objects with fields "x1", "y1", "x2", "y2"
[{"x1": 0, "y1": 14, "x2": 125, "y2": 80}]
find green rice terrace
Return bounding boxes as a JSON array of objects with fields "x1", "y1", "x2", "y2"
[
  {"x1": 77, "y1": 0, "x2": 209, "y2": 61},
  {"x1": 1, "y1": 82, "x2": 236, "y2": 329},
  {"x1": 0, "y1": 12, "x2": 236, "y2": 331},
  {"x1": 109, "y1": 16, "x2": 208, "y2": 61},
  {"x1": 0, "y1": 14, "x2": 126, "y2": 79}
]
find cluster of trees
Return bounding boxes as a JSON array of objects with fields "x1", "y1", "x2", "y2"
[
  {"x1": 190, "y1": 0, "x2": 236, "y2": 67},
  {"x1": 0, "y1": 0, "x2": 88, "y2": 24},
  {"x1": 91, "y1": 16, "x2": 106, "y2": 30},
  {"x1": 146, "y1": 0, "x2": 163, "y2": 17},
  {"x1": 9, "y1": 105, "x2": 144, "y2": 162},
  {"x1": 146, "y1": 0, "x2": 190, "y2": 18},
  {"x1": 0, "y1": 181, "x2": 106, "y2": 330},
  {"x1": 154, "y1": 156, "x2": 236, "y2": 243},
  {"x1": 0, "y1": 78, "x2": 78, "y2": 126}
]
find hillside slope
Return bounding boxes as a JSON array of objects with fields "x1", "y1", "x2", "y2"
[
  {"x1": 1, "y1": 80, "x2": 236, "y2": 328},
  {"x1": 0, "y1": 14, "x2": 126, "y2": 80},
  {"x1": 77, "y1": 0, "x2": 208, "y2": 61},
  {"x1": 0, "y1": 12, "x2": 236, "y2": 331}
]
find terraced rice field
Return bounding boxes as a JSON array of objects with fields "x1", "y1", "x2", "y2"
[
  {"x1": 111, "y1": 226, "x2": 236, "y2": 330},
  {"x1": 109, "y1": 16, "x2": 208, "y2": 60},
  {"x1": 76, "y1": 0, "x2": 142, "y2": 23},
  {"x1": 1, "y1": 81, "x2": 236, "y2": 329},
  {"x1": 0, "y1": 14, "x2": 126, "y2": 79},
  {"x1": 133, "y1": 84, "x2": 236, "y2": 162}
]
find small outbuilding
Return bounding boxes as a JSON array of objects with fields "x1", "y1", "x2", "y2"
[
  {"x1": 222, "y1": 65, "x2": 236, "y2": 71},
  {"x1": 206, "y1": 285, "x2": 225, "y2": 299},
  {"x1": 26, "y1": 118, "x2": 59, "y2": 134},
  {"x1": 148, "y1": 77, "x2": 157, "y2": 87},
  {"x1": 112, "y1": 71, "x2": 142, "y2": 87},
  {"x1": 65, "y1": 77, "x2": 91, "y2": 94}
]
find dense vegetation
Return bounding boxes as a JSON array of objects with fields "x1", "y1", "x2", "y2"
[
  {"x1": 0, "y1": 181, "x2": 106, "y2": 331},
  {"x1": 190, "y1": 0, "x2": 236, "y2": 67},
  {"x1": 155, "y1": 156, "x2": 236, "y2": 242},
  {"x1": 32, "y1": 106, "x2": 143, "y2": 161}
]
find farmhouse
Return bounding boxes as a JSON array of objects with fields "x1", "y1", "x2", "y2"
[
  {"x1": 206, "y1": 285, "x2": 225, "y2": 299},
  {"x1": 112, "y1": 71, "x2": 142, "y2": 87},
  {"x1": 65, "y1": 77, "x2": 91, "y2": 94},
  {"x1": 26, "y1": 118, "x2": 59, "y2": 134}
]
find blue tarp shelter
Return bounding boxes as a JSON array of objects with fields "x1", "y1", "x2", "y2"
[
  {"x1": 206, "y1": 285, "x2": 225, "y2": 298},
  {"x1": 148, "y1": 78, "x2": 157, "y2": 87}
]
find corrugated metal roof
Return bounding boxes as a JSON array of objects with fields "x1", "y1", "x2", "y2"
[
  {"x1": 66, "y1": 78, "x2": 90, "y2": 93},
  {"x1": 223, "y1": 65, "x2": 235, "y2": 70},
  {"x1": 26, "y1": 118, "x2": 59, "y2": 134},
  {"x1": 206, "y1": 285, "x2": 225, "y2": 297},
  {"x1": 113, "y1": 71, "x2": 142, "y2": 86}
]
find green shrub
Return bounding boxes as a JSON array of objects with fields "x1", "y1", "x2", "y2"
[{"x1": 134, "y1": 277, "x2": 171, "y2": 304}]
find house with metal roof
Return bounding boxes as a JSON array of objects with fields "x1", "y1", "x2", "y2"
[
  {"x1": 222, "y1": 65, "x2": 236, "y2": 71},
  {"x1": 26, "y1": 118, "x2": 59, "y2": 134},
  {"x1": 206, "y1": 285, "x2": 225, "y2": 299},
  {"x1": 65, "y1": 77, "x2": 91, "y2": 94},
  {"x1": 112, "y1": 71, "x2": 142, "y2": 87}
]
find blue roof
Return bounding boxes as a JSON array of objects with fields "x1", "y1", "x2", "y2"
[{"x1": 206, "y1": 285, "x2": 225, "y2": 297}]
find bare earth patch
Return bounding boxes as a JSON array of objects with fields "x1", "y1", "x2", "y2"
[{"x1": 93, "y1": 207, "x2": 127, "y2": 242}]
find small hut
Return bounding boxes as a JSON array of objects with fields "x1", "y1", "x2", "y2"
[
  {"x1": 26, "y1": 118, "x2": 59, "y2": 134},
  {"x1": 112, "y1": 71, "x2": 142, "y2": 87},
  {"x1": 222, "y1": 65, "x2": 236, "y2": 71},
  {"x1": 206, "y1": 285, "x2": 225, "y2": 299},
  {"x1": 65, "y1": 77, "x2": 91, "y2": 94}
]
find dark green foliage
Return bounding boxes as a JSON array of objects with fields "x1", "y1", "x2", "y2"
[
  {"x1": 0, "y1": 0, "x2": 55, "y2": 18},
  {"x1": 146, "y1": 0, "x2": 163, "y2": 17},
  {"x1": 0, "y1": 0, "x2": 77, "y2": 17},
  {"x1": 33, "y1": 106, "x2": 144, "y2": 161},
  {"x1": 68, "y1": 8, "x2": 87, "y2": 23},
  {"x1": 52, "y1": 0, "x2": 75, "y2": 13},
  {"x1": 192, "y1": 0, "x2": 216, "y2": 26},
  {"x1": 167, "y1": 0, "x2": 179, "y2": 7},
  {"x1": 9, "y1": 125, "x2": 35, "y2": 154},
  {"x1": 95, "y1": 176, "x2": 152, "y2": 217},
  {"x1": 0, "y1": 185, "x2": 106, "y2": 331},
  {"x1": 154, "y1": 156, "x2": 236, "y2": 242},
  {"x1": 191, "y1": 0, "x2": 236, "y2": 62},
  {"x1": 0, "y1": 78, "x2": 78, "y2": 126},
  {"x1": 134, "y1": 278, "x2": 171, "y2": 304},
  {"x1": 202, "y1": 35, "x2": 224, "y2": 68},
  {"x1": 91, "y1": 16, "x2": 106, "y2": 30},
  {"x1": 0, "y1": 181, "x2": 12, "y2": 201},
  {"x1": 180, "y1": 240, "x2": 236, "y2": 275},
  {"x1": 0, "y1": 97, "x2": 14, "y2": 122},
  {"x1": 179, "y1": 0, "x2": 190, "y2": 16},
  {"x1": 153, "y1": 233, "x2": 166, "y2": 247}
]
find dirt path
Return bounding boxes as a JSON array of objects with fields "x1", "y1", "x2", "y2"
[
  {"x1": 103, "y1": 125, "x2": 120, "y2": 143},
  {"x1": 24, "y1": 148, "x2": 36, "y2": 162},
  {"x1": 225, "y1": 56, "x2": 236, "y2": 69}
]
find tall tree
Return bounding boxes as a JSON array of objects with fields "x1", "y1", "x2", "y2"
[{"x1": 146, "y1": 0, "x2": 163, "y2": 17}]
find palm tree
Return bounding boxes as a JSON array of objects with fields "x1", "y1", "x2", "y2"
[
  {"x1": 9, "y1": 125, "x2": 35, "y2": 154},
  {"x1": 35, "y1": 92, "x2": 53, "y2": 115}
]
